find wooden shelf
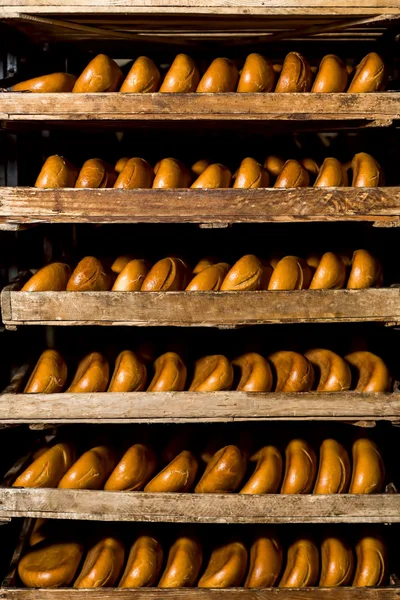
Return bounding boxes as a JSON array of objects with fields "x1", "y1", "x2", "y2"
[
  {"x1": 1, "y1": 188, "x2": 400, "y2": 227},
  {"x1": 0, "y1": 93, "x2": 399, "y2": 124},
  {"x1": 2, "y1": 288, "x2": 400, "y2": 328},
  {"x1": 1, "y1": 489, "x2": 399, "y2": 523},
  {"x1": 0, "y1": 391, "x2": 399, "y2": 423}
]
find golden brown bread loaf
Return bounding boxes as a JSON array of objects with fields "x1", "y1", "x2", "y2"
[
  {"x1": 301, "y1": 158, "x2": 320, "y2": 179},
  {"x1": 141, "y1": 257, "x2": 188, "y2": 291},
  {"x1": 280, "y1": 439, "x2": 317, "y2": 494},
  {"x1": 279, "y1": 538, "x2": 319, "y2": 587},
  {"x1": 152, "y1": 158, "x2": 192, "y2": 188},
  {"x1": 22, "y1": 263, "x2": 71, "y2": 293},
  {"x1": 309, "y1": 252, "x2": 347, "y2": 290},
  {"x1": 221, "y1": 254, "x2": 271, "y2": 291},
  {"x1": 274, "y1": 160, "x2": 310, "y2": 188},
  {"x1": 198, "y1": 540, "x2": 248, "y2": 588},
  {"x1": 74, "y1": 537, "x2": 125, "y2": 588},
  {"x1": 58, "y1": 445, "x2": 117, "y2": 489},
  {"x1": 275, "y1": 52, "x2": 312, "y2": 93},
  {"x1": 352, "y1": 535, "x2": 387, "y2": 587},
  {"x1": 115, "y1": 158, "x2": 130, "y2": 174},
  {"x1": 264, "y1": 155, "x2": 285, "y2": 179},
  {"x1": 314, "y1": 158, "x2": 349, "y2": 187},
  {"x1": 144, "y1": 450, "x2": 198, "y2": 492},
  {"x1": 158, "y1": 534, "x2": 203, "y2": 588},
  {"x1": 196, "y1": 58, "x2": 239, "y2": 93},
  {"x1": 311, "y1": 55, "x2": 348, "y2": 93},
  {"x1": 347, "y1": 249, "x2": 382, "y2": 289},
  {"x1": 18, "y1": 540, "x2": 84, "y2": 588},
  {"x1": 67, "y1": 352, "x2": 110, "y2": 393},
  {"x1": 345, "y1": 351, "x2": 391, "y2": 392},
  {"x1": 191, "y1": 163, "x2": 232, "y2": 189},
  {"x1": 160, "y1": 54, "x2": 200, "y2": 93},
  {"x1": 192, "y1": 257, "x2": 217, "y2": 275},
  {"x1": 347, "y1": 52, "x2": 386, "y2": 93},
  {"x1": 111, "y1": 255, "x2": 133, "y2": 274},
  {"x1": 24, "y1": 349, "x2": 68, "y2": 394},
  {"x1": 108, "y1": 350, "x2": 147, "y2": 392},
  {"x1": 240, "y1": 446, "x2": 283, "y2": 494},
  {"x1": 351, "y1": 152, "x2": 383, "y2": 187},
  {"x1": 75, "y1": 159, "x2": 116, "y2": 189},
  {"x1": 147, "y1": 352, "x2": 187, "y2": 391},
  {"x1": 29, "y1": 519, "x2": 48, "y2": 547},
  {"x1": 73, "y1": 54, "x2": 123, "y2": 93},
  {"x1": 233, "y1": 158, "x2": 270, "y2": 188},
  {"x1": 105, "y1": 443, "x2": 156, "y2": 490},
  {"x1": 245, "y1": 534, "x2": 283, "y2": 588},
  {"x1": 191, "y1": 159, "x2": 212, "y2": 178},
  {"x1": 186, "y1": 263, "x2": 230, "y2": 291},
  {"x1": 314, "y1": 439, "x2": 351, "y2": 494},
  {"x1": 67, "y1": 257, "x2": 113, "y2": 291},
  {"x1": 119, "y1": 534, "x2": 163, "y2": 588},
  {"x1": 349, "y1": 438, "x2": 385, "y2": 494},
  {"x1": 233, "y1": 352, "x2": 273, "y2": 392},
  {"x1": 189, "y1": 355, "x2": 233, "y2": 392},
  {"x1": 12, "y1": 73, "x2": 77, "y2": 93},
  {"x1": 237, "y1": 53, "x2": 275, "y2": 93},
  {"x1": 195, "y1": 445, "x2": 247, "y2": 493},
  {"x1": 161, "y1": 427, "x2": 194, "y2": 465},
  {"x1": 304, "y1": 349, "x2": 351, "y2": 392},
  {"x1": 269, "y1": 351, "x2": 314, "y2": 392},
  {"x1": 120, "y1": 56, "x2": 161, "y2": 93},
  {"x1": 112, "y1": 259, "x2": 150, "y2": 291},
  {"x1": 268, "y1": 256, "x2": 313, "y2": 290},
  {"x1": 113, "y1": 158, "x2": 154, "y2": 189},
  {"x1": 13, "y1": 442, "x2": 75, "y2": 488},
  {"x1": 35, "y1": 155, "x2": 78, "y2": 188},
  {"x1": 319, "y1": 536, "x2": 354, "y2": 587}
]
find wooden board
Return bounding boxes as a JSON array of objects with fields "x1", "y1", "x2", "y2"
[
  {"x1": 0, "y1": 391, "x2": 399, "y2": 423},
  {"x1": 2, "y1": 288, "x2": 400, "y2": 328},
  {"x1": 1, "y1": 489, "x2": 399, "y2": 523},
  {"x1": 0, "y1": 93, "x2": 399, "y2": 123},
  {"x1": 1, "y1": 188, "x2": 400, "y2": 226}
]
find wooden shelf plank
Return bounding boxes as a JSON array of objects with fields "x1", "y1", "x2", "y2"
[
  {"x1": 2, "y1": 289, "x2": 400, "y2": 328},
  {"x1": 0, "y1": 391, "x2": 398, "y2": 423},
  {"x1": 1, "y1": 489, "x2": 399, "y2": 523},
  {"x1": 1, "y1": 188, "x2": 400, "y2": 226},
  {"x1": 0, "y1": 93, "x2": 399, "y2": 122}
]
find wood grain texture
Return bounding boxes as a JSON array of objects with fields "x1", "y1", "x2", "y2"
[
  {"x1": 0, "y1": 93, "x2": 399, "y2": 121},
  {"x1": 1, "y1": 489, "x2": 399, "y2": 523},
  {"x1": 1, "y1": 188, "x2": 400, "y2": 226},
  {"x1": 0, "y1": 391, "x2": 398, "y2": 423},
  {"x1": 2, "y1": 288, "x2": 400, "y2": 327}
]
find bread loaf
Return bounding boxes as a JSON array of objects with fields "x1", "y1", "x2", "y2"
[
  {"x1": 67, "y1": 257, "x2": 113, "y2": 291},
  {"x1": 108, "y1": 350, "x2": 147, "y2": 392},
  {"x1": 195, "y1": 445, "x2": 247, "y2": 493},
  {"x1": 274, "y1": 160, "x2": 310, "y2": 187},
  {"x1": 351, "y1": 152, "x2": 383, "y2": 187},
  {"x1": 244, "y1": 534, "x2": 283, "y2": 587},
  {"x1": 113, "y1": 157, "x2": 154, "y2": 188},
  {"x1": 67, "y1": 352, "x2": 110, "y2": 392},
  {"x1": 314, "y1": 158, "x2": 348, "y2": 187},
  {"x1": 233, "y1": 352, "x2": 273, "y2": 392},
  {"x1": 73, "y1": 54, "x2": 123, "y2": 93},
  {"x1": 13, "y1": 442, "x2": 74, "y2": 488},
  {"x1": 115, "y1": 158, "x2": 130, "y2": 174},
  {"x1": 152, "y1": 158, "x2": 192, "y2": 188},
  {"x1": 312, "y1": 55, "x2": 348, "y2": 93},
  {"x1": 35, "y1": 155, "x2": 78, "y2": 188},
  {"x1": 75, "y1": 159, "x2": 117, "y2": 188},
  {"x1": 347, "y1": 249, "x2": 382, "y2": 289},
  {"x1": 141, "y1": 257, "x2": 188, "y2": 291},
  {"x1": 120, "y1": 56, "x2": 161, "y2": 93},
  {"x1": 221, "y1": 254, "x2": 271, "y2": 291},
  {"x1": 147, "y1": 352, "x2": 187, "y2": 391},
  {"x1": 352, "y1": 535, "x2": 387, "y2": 586},
  {"x1": 191, "y1": 163, "x2": 232, "y2": 188},
  {"x1": 314, "y1": 439, "x2": 351, "y2": 494},
  {"x1": 275, "y1": 52, "x2": 312, "y2": 92},
  {"x1": 119, "y1": 534, "x2": 163, "y2": 587},
  {"x1": 158, "y1": 534, "x2": 203, "y2": 587},
  {"x1": 301, "y1": 158, "x2": 320, "y2": 179},
  {"x1": 345, "y1": 351, "x2": 390, "y2": 392},
  {"x1": 105, "y1": 443, "x2": 156, "y2": 490},
  {"x1": 196, "y1": 58, "x2": 239, "y2": 93},
  {"x1": 198, "y1": 540, "x2": 248, "y2": 588},
  {"x1": 192, "y1": 257, "x2": 216, "y2": 275},
  {"x1": 144, "y1": 450, "x2": 198, "y2": 492},
  {"x1": 304, "y1": 349, "x2": 351, "y2": 392},
  {"x1": 319, "y1": 536, "x2": 354, "y2": 587},
  {"x1": 280, "y1": 439, "x2": 317, "y2": 494},
  {"x1": 191, "y1": 159, "x2": 212, "y2": 178},
  {"x1": 18, "y1": 540, "x2": 84, "y2": 588},
  {"x1": 269, "y1": 351, "x2": 314, "y2": 392},
  {"x1": 233, "y1": 157, "x2": 270, "y2": 188},
  {"x1": 189, "y1": 355, "x2": 233, "y2": 392},
  {"x1": 237, "y1": 53, "x2": 275, "y2": 93},
  {"x1": 279, "y1": 538, "x2": 319, "y2": 587},
  {"x1": 348, "y1": 52, "x2": 386, "y2": 93},
  {"x1": 111, "y1": 255, "x2": 133, "y2": 273},
  {"x1": 12, "y1": 73, "x2": 77, "y2": 93},
  {"x1": 309, "y1": 252, "x2": 347, "y2": 289},
  {"x1": 186, "y1": 262, "x2": 230, "y2": 291},
  {"x1": 264, "y1": 155, "x2": 285, "y2": 179},
  {"x1": 268, "y1": 256, "x2": 313, "y2": 290},
  {"x1": 240, "y1": 446, "x2": 283, "y2": 494},
  {"x1": 58, "y1": 445, "x2": 117, "y2": 489},
  {"x1": 112, "y1": 259, "x2": 150, "y2": 291},
  {"x1": 74, "y1": 536, "x2": 125, "y2": 588},
  {"x1": 349, "y1": 438, "x2": 385, "y2": 494},
  {"x1": 24, "y1": 349, "x2": 68, "y2": 394},
  {"x1": 160, "y1": 54, "x2": 200, "y2": 93},
  {"x1": 22, "y1": 263, "x2": 71, "y2": 292}
]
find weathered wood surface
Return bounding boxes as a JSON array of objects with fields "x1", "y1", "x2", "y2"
[
  {"x1": 2, "y1": 288, "x2": 400, "y2": 327},
  {"x1": 1, "y1": 589, "x2": 399, "y2": 599},
  {"x1": 0, "y1": 391, "x2": 398, "y2": 423},
  {"x1": 1, "y1": 489, "x2": 399, "y2": 523},
  {"x1": 1, "y1": 188, "x2": 400, "y2": 226},
  {"x1": 0, "y1": 93, "x2": 399, "y2": 122}
]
